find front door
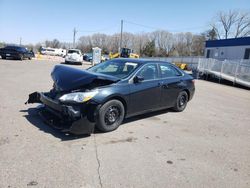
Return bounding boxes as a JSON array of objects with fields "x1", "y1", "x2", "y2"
[{"x1": 128, "y1": 64, "x2": 161, "y2": 115}]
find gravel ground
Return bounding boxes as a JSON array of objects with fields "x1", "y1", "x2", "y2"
[{"x1": 0, "y1": 59, "x2": 249, "y2": 188}]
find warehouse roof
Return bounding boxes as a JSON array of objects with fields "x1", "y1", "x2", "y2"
[{"x1": 206, "y1": 37, "x2": 250, "y2": 48}]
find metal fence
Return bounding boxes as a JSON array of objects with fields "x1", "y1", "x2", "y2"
[
  {"x1": 198, "y1": 58, "x2": 250, "y2": 88},
  {"x1": 146, "y1": 56, "x2": 201, "y2": 69}
]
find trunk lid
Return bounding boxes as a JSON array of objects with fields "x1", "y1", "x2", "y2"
[{"x1": 51, "y1": 65, "x2": 119, "y2": 91}]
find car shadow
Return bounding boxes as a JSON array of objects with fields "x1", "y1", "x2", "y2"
[
  {"x1": 20, "y1": 108, "x2": 90, "y2": 141},
  {"x1": 21, "y1": 107, "x2": 173, "y2": 139},
  {"x1": 94, "y1": 108, "x2": 173, "y2": 134},
  {"x1": 123, "y1": 108, "x2": 172, "y2": 124},
  {"x1": 200, "y1": 75, "x2": 250, "y2": 90}
]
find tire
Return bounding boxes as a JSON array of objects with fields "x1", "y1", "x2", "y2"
[
  {"x1": 172, "y1": 91, "x2": 188, "y2": 112},
  {"x1": 28, "y1": 57, "x2": 32, "y2": 60},
  {"x1": 96, "y1": 100, "x2": 125, "y2": 132},
  {"x1": 2, "y1": 56, "x2": 6, "y2": 59}
]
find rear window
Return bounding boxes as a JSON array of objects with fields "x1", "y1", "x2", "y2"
[
  {"x1": 68, "y1": 50, "x2": 80, "y2": 54},
  {"x1": 159, "y1": 64, "x2": 182, "y2": 78}
]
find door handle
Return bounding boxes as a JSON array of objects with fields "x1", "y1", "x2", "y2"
[{"x1": 162, "y1": 84, "x2": 168, "y2": 89}]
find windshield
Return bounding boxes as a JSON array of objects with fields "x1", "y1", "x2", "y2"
[{"x1": 88, "y1": 60, "x2": 139, "y2": 79}]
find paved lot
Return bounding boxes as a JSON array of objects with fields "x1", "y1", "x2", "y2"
[{"x1": 0, "y1": 59, "x2": 250, "y2": 188}]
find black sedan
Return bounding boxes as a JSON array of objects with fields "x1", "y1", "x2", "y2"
[
  {"x1": 0, "y1": 45, "x2": 33, "y2": 60},
  {"x1": 26, "y1": 59, "x2": 195, "y2": 135}
]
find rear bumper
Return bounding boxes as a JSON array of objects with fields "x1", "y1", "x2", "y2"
[
  {"x1": 65, "y1": 58, "x2": 82, "y2": 63},
  {"x1": 0, "y1": 52, "x2": 20, "y2": 58},
  {"x1": 26, "y1": 92, "x2": 95, "y2": 135}
]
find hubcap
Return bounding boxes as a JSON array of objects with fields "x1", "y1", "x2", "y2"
[
  {"x1": 179, "y1": 95, "x2": 186, "y2": 107},
  {"x1": 104, "y1": 106, "x2": 120, "y2": 125}
]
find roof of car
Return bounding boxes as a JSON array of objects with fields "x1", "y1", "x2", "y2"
[
  {"x1": 5, "y1": 45, "x2": 24, "y2": 49},
  {"x1": 113, "y1": 58, "x2": 170, "y2": 64},
  {"x1": 68, "y1": 49, "x2": 81, "y2": 51}
]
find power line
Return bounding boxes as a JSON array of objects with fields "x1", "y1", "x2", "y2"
[{"x1": 123, "y1": 20, "x2": 208, "y2": 32}]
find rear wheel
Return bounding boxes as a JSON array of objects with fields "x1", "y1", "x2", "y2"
[
  {"x1": 1, "y1": 56, "x2": 6, "y2": 59},
  {"x1": 173, "y1": 91, "x2": 188, "y2": 112},
  {"x1": 96, "y1": 100, "x2": 125, "y2": 132}
]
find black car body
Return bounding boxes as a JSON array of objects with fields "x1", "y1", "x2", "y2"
[
  {"x1": 0, "y1": 45, "x2": 33, "y2": 60},
  {"x1": 26, "y1": 59, "x2": 195, "y2": 135}
]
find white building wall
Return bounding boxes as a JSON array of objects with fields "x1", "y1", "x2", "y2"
[{"x1": 205, "y1": 45, "x2": 250, "y2": 60}]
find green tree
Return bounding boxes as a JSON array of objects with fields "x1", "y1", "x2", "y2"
[{"x1": 142, "y1": 40, "x2": 156, "y2": 57}]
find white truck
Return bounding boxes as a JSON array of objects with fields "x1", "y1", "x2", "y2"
[{"x1": 41, "y1": 47, "x2": 66, "y2": 57}]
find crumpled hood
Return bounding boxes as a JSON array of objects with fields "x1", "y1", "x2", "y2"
[{"x1": 51, "y1": 65, "x2": 119, "y2": 91}]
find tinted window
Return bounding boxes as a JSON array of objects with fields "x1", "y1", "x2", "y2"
[
  {"x1": 137, "y1": 64, "x2": 158, "y2": 81},
  {"x1": 160, "y1": 64, "x2": 182, "y2": 78}
]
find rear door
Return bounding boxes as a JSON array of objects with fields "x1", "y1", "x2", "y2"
[
  {"x1": 159, "y1": 64, "x2": 185, "y2": 108},
  {"x1": 128, "y1": 64, "x2": 161, "y2": 115}
]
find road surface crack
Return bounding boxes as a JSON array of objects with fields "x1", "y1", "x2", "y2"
[{"x1": 94, "y1": 134, "x2": 103, "y2": 188}]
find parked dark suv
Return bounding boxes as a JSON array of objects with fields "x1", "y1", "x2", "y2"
[{"x1": 0, "y1": 45, "x2": 34, "y2": 60}]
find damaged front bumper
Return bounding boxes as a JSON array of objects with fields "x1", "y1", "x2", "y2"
[{"x1": 26, "y1": 92, "x2": 96, "y2": 135}]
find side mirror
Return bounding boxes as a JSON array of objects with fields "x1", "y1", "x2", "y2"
[{"x1": 133, "y1": 76, "x2": 144, "y2": 83}]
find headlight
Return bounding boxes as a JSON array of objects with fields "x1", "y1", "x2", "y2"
[{"x1": 59, "y1": 91, "x2": 98, "y2": 103}]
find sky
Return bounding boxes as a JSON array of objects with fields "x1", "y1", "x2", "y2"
[{"x1": 0, "y1": 0, "x2": 249, "y2": 45}]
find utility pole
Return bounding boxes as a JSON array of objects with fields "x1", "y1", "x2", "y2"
[
  {"x1": 19, "y1": 37, "x2": 22, "y2": 45},
  {"x1": 119, "y1": 19, "x2": 123, "y2": 53},
  {"x1": 73, "y1": 27, "x2": 77, "y2": 48}
]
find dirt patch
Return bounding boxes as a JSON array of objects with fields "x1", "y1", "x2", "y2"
[
  {"x1": 27, "y1": 181, "x2": 38, "y2": 186},
  {"x1": 105, "y1": 137, "x2": 137, "y2": 144},
  {"x1": 0, "y1": 137, "x2": 9, "y2": 146},
  {"x1": 166, "y1": 160, "x2": 173, "y2": 164},
  {"x1": 148, "y1": 116, "x2": 161, "y2": 121}
]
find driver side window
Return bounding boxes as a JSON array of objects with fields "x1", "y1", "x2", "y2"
[{"x1": 137, "y1": 64, "x2": 158, "y2": 81}]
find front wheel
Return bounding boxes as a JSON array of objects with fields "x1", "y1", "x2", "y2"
[
  {"x1": 96, "y1": 100, "x2": 125, "y2": 132},
  {"x1": 172, "y1": 91, "x2": 188, "y2": 112}
]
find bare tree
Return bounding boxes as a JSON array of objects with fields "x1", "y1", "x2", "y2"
[
  {"x1": 151, "y1": 30, "x2": 174, "y2": 56},
  {"x1": 133, "y1": 33, "x2": 149, "y2": 55},
  {"x1": 44, "y1": 39, "x2": 61, "y2": 48},
  {"x1": 211, "y1": 10, "x2": 250, "y2": 39},
  {"x1": 191, "y1": 35, "x2": 206, "y2": 56}
]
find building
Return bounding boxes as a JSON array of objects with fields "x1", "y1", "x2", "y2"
[{"x1": 205, "y1": 37, "x2": 250, "y2": 60}]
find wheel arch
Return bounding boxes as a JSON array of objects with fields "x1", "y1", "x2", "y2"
[
  {"x1": 103, "y1": 95, "x2": 128, "y2": 116},
  {"x1": 182, "y1": 89, "x2": 190, "y2": 101}
]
